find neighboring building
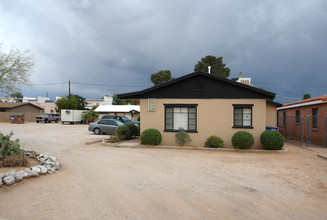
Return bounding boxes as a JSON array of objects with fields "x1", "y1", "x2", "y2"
[
  {"x1": 95, "y1": 105, "x2": 140, "y2": 121},
  {"x1": 0, "y1": 97, "x2": 14, "y2": 103},
  {"x1": 118, "y1": 71, "x2": 279, "y2": 148},
  {"x1": 277, "y1": 94, "x2": 327, "y2": 146},
  {"x1": 0, "y1": 102, "x2": 44, "y2": 122},
  {"x1": 23, "y1": 96, "x2": 56, "y2": 113},
  {"x1": 86, "y1": 96, "x2": 113, "y2": 109}
]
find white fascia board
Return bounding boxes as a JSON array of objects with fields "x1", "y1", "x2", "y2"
[{"x1": 277, "y1": 100, "x2": 323, "y2": 110}]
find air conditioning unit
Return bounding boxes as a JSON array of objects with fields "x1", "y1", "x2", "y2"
[{"x1": 237, "y1": 78, "x2": 252, "y2": 86}]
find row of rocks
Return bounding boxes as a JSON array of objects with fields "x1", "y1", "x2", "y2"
[{"x1": 0, "y1": 151, "x2": 61, "y2": 187}]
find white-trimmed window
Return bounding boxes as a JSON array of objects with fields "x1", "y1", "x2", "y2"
[
  {"x1": 233, "y1": 104, "x2": 253, "y2": 128},
  {"x1": 164, "y1": 104, "x2": 197, "y2": 132}
]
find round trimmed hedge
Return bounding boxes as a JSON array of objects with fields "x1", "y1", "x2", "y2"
[
  {"x1": 231, "y1": 131, "x2": 254, "y2": 149},
  {"x1": 205, "y1": 136, "x2": 224, "y2": 148},
  {"x1": 115, "y1": 125, "x2": 131, "y2": 140},
  {"x1": 141, "y1": 128, "x2": 162, "y2": 145},
  {"x1": 125, "y1": 123, "x2": 138, "y2": 138},
  {"x1": 260, "y1": 130, "x2": 284, "y2": 150}
]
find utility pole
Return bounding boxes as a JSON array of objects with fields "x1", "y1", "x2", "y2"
[{"x1": 69, "y1": 80, "x2": 71, "y2": 97}]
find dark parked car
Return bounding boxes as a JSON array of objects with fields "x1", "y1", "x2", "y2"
[
  {"x1": 88, "y1": 119, "x2": 124, "y2": 135},
  {"x1": 100, "y1": 115, "x2": 140, "y2": 125}
]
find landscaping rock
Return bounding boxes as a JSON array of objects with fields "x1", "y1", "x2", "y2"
[
  {"x1": 1, "y1": 151, "x2": 60, "y2": 187},
  {"x1": 47, "y1": 167, "x2": 56, "y2": 174},
  {"x1": 39, "y1": 165, "x2": 48, "y2": 174},
  {"x1": 31, "y1": 166, "x2": 41, "y2": 174},
  {"x1": 7, "y1": 169, "x2": 17, "y2": 176},
  {"x1": 17, "y1": 170, "x2": 29, "y2": 178},
  {"x1": 3, "y1": 176, "x2": 15, "y2": 185},
  {"x1": 25, "y1": 168, "x2": 39, "y2": 177},
  {"x1": 13, "y1": 172, "x2": 25, "y2": 182},
  {"x1": 0, "y1": 173, "x2": 5, "y2": 180}
]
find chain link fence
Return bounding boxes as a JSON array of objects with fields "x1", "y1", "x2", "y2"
[{"x1": 278, "y1": 116, "x2": 327, "y2": 147}]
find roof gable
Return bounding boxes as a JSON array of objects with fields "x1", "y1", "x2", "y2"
[
  {"x1": 0, "y1": 102, "x2": 44, "y2": 110},
  {"x1": 118, "y1": 71, "x2": 275, "y2": 100}
]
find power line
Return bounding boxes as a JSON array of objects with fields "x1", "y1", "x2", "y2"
[
  {"x1": 70, "y1": 81, "x2": 148, "y2": 88},
  {"x1": 252, "y1": 81, "x2": 327, "y2": 88},
  {"x1": 31, "y1": 82, "x2": 67, "y2": 86}
]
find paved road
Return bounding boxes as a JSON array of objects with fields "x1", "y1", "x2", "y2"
[{"x1": 0, "y1": 123, "x2": 327, "y2": 220}]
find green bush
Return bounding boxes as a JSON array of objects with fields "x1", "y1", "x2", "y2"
[
  {"x1": 141, "y1": 129, "x2": 162, "y2": 145},
  {"x1": 125, "y1": 123, "x2": 138, "y2": 138},
  {"x1": 115, "y1": 125, "x2": 132, "y2": 140},
  {"x1": 260, "y1": 130, "x2": 284, "y2": 150},
  {"x1": 175, "y1": 131, "x2": 191, "y2": 146},
  {"x1": 82, "y1": 110, "x2": 99, "y2": 122},
  {"x1": 0, "y1": 132, "x2": 23, "y2": 159},
  {"x1": 205, "y1": 136, "x2": 224, "y2": 148},
  {"x1": 231, "y1": 131, "x2": 254, "y2": 149}
]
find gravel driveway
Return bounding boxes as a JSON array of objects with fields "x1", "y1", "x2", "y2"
[{"x1": 0, "y1": 123, "x2": 327, "y2": 220}]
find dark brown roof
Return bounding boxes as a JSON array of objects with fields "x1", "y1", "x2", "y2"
[
  {"x1": 118, "y1": 71, "x2": 275, "y2": 100},
  {"x1": 0, "y1": 102, "x2": 44, "y2": 110}
]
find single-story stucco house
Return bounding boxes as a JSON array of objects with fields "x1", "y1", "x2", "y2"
[
  {"x1": 0, "y1": 102, "x2": 44, "y2": 122},
  {"x1": 118, "y1": 71, "x2": 280, "y2": 148}
]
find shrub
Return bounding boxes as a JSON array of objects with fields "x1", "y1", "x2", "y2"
[
  {"x1": 231, "y1": 131, "x2": 254, "y2": 149},
  {"x1": 0, "y1": 155, "x2": 28, "y2": 167},
  {"x1": 175, "y1": 131, "x2": 191, "y2": 146},
  {"x1": 125, "y1": 123, "x2": 138, "y2": 138},
  {"x1": 260, "y1": 130, "x2": 284, "y2": 150},
  {"x1": 82, "y1": 110, "x2": 99, "y2": 122},
  {"x1": 0, "y1": 132, "x2": 23, "y2": 159},
  {"x1": 109, "y1": 134, "x2": 121, "y2": 143},
  {"x1": 205, "y1": 136, "x2": 224, "y2": 148},
  {"x1": 115, "y1": 125, "x2": 132, "y2": 140},
  {"x1": 141, "y1": 129, "x2": 162, "y2": 145}
]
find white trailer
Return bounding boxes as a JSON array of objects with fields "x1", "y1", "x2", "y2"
[{"x1": 61, "y1": 109, "x2": 86, "y2": 124}]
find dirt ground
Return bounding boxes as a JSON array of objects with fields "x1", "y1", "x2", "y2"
[{"x1": 0, "y1": 123, "x2": 327, "y2": 220}]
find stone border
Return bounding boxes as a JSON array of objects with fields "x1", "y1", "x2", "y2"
[{"x1": 0, "y1": 151, "x2": 61, "y2": 187}]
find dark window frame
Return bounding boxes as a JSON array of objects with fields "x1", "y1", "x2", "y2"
[
  {"x1": 232, "y1": 104, "x2": 253, "y2": 129},
  {"x1": 164, "y1": 104, "x2": 198, "y2": 133},
  {"x1": 312, "y1": 108, "x2": 318, "y2": 129},
  {"x1": 296, "y1": 110, "x2": 300, "y2": 124},
  {"x1": 283, "y1": 111, "x2": 286, "y2": 126}
]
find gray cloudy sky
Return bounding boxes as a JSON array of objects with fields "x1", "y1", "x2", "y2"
[{"x1": 1, "y1": 0, "x2": 326, "y2": 103}]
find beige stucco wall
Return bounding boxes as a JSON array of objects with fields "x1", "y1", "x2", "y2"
[
  {"x1": 140, "y1": 98, "x2": 269, "y2": 148},
  {"x1": 37, "y1": 103, "x2": 56, "y2": 113},
  {"x1": 0, "y1": 112, "x2": 42, "y2": 122},
  {"x1": 266, "y1": 103, "x2": 277, "y2": 127}
]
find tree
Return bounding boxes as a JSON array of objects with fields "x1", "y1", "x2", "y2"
[
  {"x1": 55, "y1": 94, "x2": 87, "y2": 112},
  {"x1": 151, "y1": 70, "x2": 174, "y2": 86},
  {"x1": 0, "y1": 44, "x2": 34, "y2": 95},
  {"x1": 113, "y1": 93, "x2": 138, "y2": 105},
  {"x1": 194, "y1": 55, "x2": 230, "y2": 78},
  {"x1": 72, "y1": 94, "x2": 87, "y2": 110},
  {"x1": 303, "y1": 94, "x2": 311, "y2": 100},
  {"x1": 10, "y1": 92, "x2": 23, "y2": 102}
]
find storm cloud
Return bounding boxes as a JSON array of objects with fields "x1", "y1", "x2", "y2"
[{"x1": 0, "y1": 0, "x2": 326, "y2": 103}]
